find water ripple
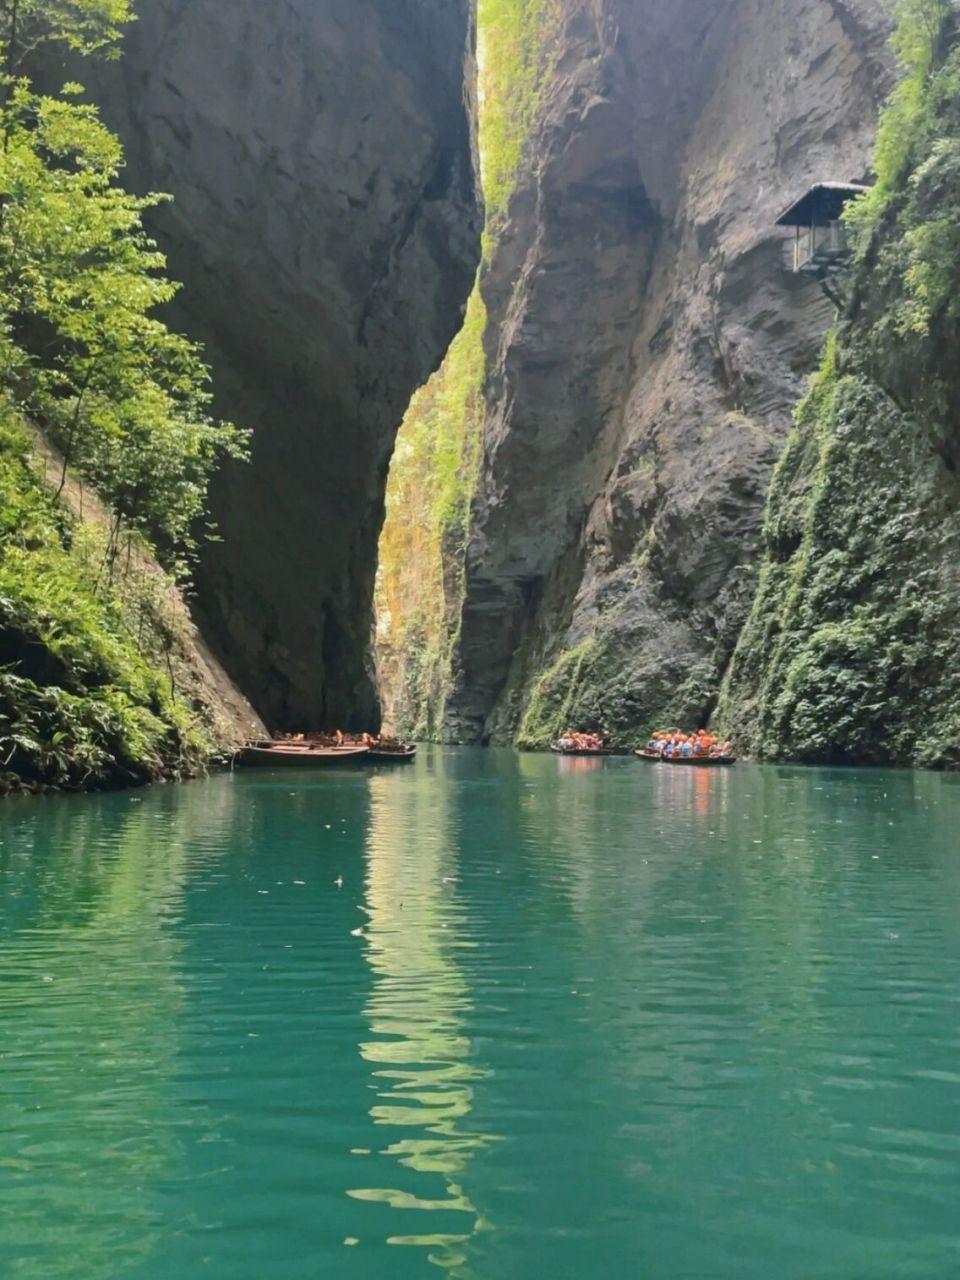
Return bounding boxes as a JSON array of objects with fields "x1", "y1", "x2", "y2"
[{"x1": 1, "y1": 758, "x2": 959, "y2": 1278}]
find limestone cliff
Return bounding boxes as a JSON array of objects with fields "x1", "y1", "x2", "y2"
[
  {"x1": 74, "y1": 0, "x2": 481, "y2": 730},
  {"x1": 439, "y1": 0, "x2": 892, "y2": 744},
  {"x1": 718, "y1": 4, "x2": 960, "y2": 769}
]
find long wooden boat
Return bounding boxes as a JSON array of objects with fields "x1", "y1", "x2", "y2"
[
  {"x1": 240, "y1": 743, "x2": 370, "y2": 767},
  {"x1": 634, "y1": 749, "x2": 663, "y2": 761},
  {"x1": 661, "y1": 753, "x2": 736, "y2": 767},
  {"x1": 366, "y1": 744, "x2": 417, "y2": 762},
  {"x1": 550, "y1": 744, "x2": 617, "y2": 757}
]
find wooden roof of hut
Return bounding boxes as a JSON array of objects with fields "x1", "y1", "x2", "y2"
[{"x1": 775, "y1": 182, "x2": 870, "y2": 228}]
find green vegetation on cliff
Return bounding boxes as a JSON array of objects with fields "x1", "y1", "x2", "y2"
[
  {"x1": 376, "y1": 0, "x2": 562, "y2": 738},
  {"x1": 376, "y1": 292, "x2": 486, "y2": 739},
  {"x1": 516, "y1": 615, "x2": 719, "y2": 751},
  {"x1": 478, "y1": 0, "x2": 562, "y2": 231},
  {"x1": 1, "y1": 421, "x2": 218, "y2": 789},
  {"x1": 719, "y1": 0, "x2": 960, "y2": 768},
  {"x1": 0, "y1": 0, "x2": 248, "y2": 790}
]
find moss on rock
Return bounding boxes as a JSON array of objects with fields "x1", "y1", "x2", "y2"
[
  {"x1": 515, "y1": 578, "x2": 721, "y2": 749},
  {"x1": 719, "y1": 2, "x2": 960, "y2": 767}
]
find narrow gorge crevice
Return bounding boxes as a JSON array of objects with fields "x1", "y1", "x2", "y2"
[{"x1": 377, "y1": 0, "x2": 893, "y2": 747}]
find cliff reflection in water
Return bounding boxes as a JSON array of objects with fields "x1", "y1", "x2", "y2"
[{"x1": 349, "y1": 759, "x2": 494, "y2": 1273}]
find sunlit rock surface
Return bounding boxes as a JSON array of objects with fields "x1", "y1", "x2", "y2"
[{"x1": 444, "y1": 0, "x2": 891, "y2": 742}]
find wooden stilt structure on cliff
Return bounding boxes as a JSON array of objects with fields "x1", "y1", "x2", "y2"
[{"x1": 777, "y1": 181, "x2": 869, "y2": 306}]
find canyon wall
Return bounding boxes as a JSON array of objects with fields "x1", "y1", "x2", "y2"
[
  {"x1": 75, "y1": 0, "x2": 481, "y2": 730},
  {"x1": 438, "y1": 0, "x2": 892, "y2": 744},
  {"x1": 718, "y1": 6, "x2": 960, "y2": 769}
]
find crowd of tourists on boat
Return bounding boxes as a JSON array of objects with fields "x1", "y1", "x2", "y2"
[
  {"x1": 549, "y1": 725, "x2": 737, "y2": 764},
  {"x1": 553, "y1": 729, "x2": 613, "y2": 754},
  {"x1": 640, "y1": 730, "x2": 735, "y2": 761}
]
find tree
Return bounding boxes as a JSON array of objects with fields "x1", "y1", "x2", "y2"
[
  {"x1": 1, "y1": 0, "x2": 132, "y2": 77},
  {"x1": 0, "y1": 6, "x2": 247, "y2": 577}
]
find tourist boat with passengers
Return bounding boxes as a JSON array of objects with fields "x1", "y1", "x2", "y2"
[
  {"x1": 661, "y1": 752, "x2": 736, "y2": 767},
  {"x1": 636, "y1": 728, "x2": 737, "y2": 766},
  {"x1": 635, "y1": 747, "x2": 736, "y2": 766},
  {"x1": 551, "y1": 737, "x2": 617, "y2": 757},
  {"x1": 366, "y1": 742, "x2": 417, "y2": 762},
  {"x1": 240, "y1": 741, "x2": 370, "y2": 767}
]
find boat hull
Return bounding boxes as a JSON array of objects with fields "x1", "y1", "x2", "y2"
[
  {"x1": 240, "y1": 745, "x2": 370, "y2": 767},
  {"x1": 634, "y1": 750, "x2": 662, "y2": 761},
  {"x1": 366, "y1": 747, "x2": 416, "y2": 762},
  {"x1": 661, "y1": 754, "x2": 736, "y2": 767},
  {"x1": 551, "y1": 746, "x2": 617, "y2": 757}
]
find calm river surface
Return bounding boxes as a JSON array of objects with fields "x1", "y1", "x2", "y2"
[{"x1": 2, "y1": 749, "x2": 960, "y2": 1279}]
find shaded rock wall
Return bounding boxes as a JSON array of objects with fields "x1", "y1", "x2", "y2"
[
  {"x1": 444, "y1": 0, "x2": 891, "y2": 744},
  {"x1": 77, "y1": 0, "x2": 481, "y2": 730}
]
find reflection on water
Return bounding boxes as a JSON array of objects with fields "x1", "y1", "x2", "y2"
[
  {"x1": 553, "y1": 754, "x2": 606, "y2": 775},
  {"x1": 350, "y1": 756, "x2": 494, "y2": 1274},
  {"x1": 2, "y1": 756, "x2": 960, "y2": 1280},
  {"x1": 0, "y1": 783, "x2": 237, "y2": 1280}
]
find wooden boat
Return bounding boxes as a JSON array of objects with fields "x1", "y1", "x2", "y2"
[
  {"x1": 661, "y1": 753, "x2": 736, "y2": 767},
  {"x1": 550, "y1": 743, "x2": 617, "y2": 757},
  {"x1": 366, "y1": 744, "x2": 417, "y2": 762},
  {"x1": 634, "y1": 749, "x2": 663, "y2": 761},
  {"x1": 240, "y1": 742, "x2": 370, "y2": 767}
]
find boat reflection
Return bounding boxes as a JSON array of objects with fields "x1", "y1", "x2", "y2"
[
  {"x1": 653, "y1": 753, "x2": 732, "y2": 820},
  {"x1": 349, "y1": 763, "x2": 494, "y2": 1274},
  {"x1": 555, "y1": 753, "x2": 606, "y2": 774}
]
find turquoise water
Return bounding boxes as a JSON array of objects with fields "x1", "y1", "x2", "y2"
[{"x1": 2, "y1": 749, "x2": 960, "y2": 1279}]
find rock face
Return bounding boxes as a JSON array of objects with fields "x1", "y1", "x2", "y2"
[
  {"x1": 79, "y1": 0, "x2": 480, "y2": 729},
  {"x1": 718, "y1": 10, "x2": 960, "y2": 769},
  {"x1": 444, "y1": 0, "x2": 891, "y2": 744}
]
